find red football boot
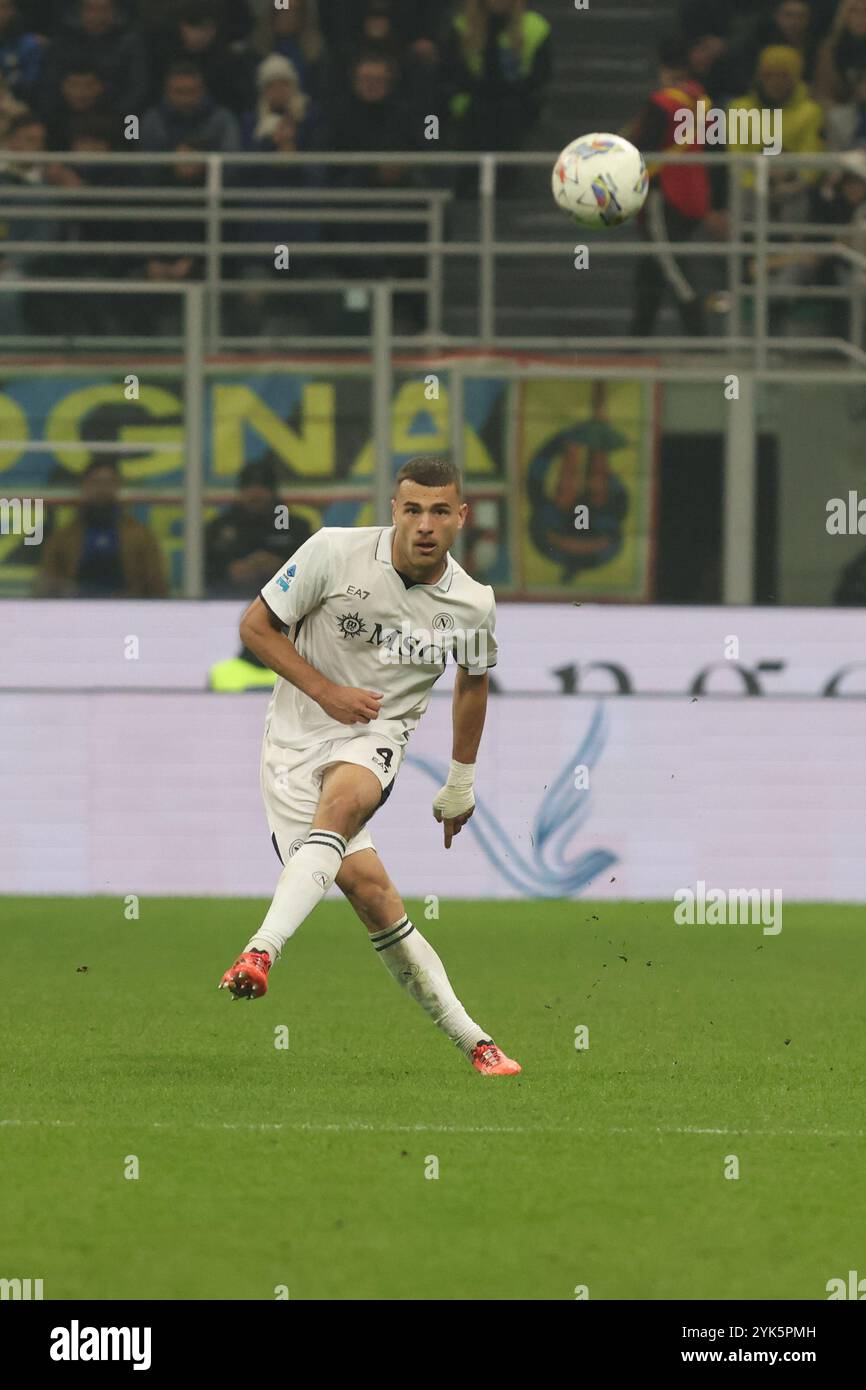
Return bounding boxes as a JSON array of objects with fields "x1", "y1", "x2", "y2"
[
  {"x1": 470, "y1": 1039, "x2": 522, "y2": 1076},
  {"x1": 219, "y1": 949, "x2": 272, "y2": 1000}
]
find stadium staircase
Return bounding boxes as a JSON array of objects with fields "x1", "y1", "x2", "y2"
[{"x1": 440, "y1": 0, "x2": 684, "y2": 339}]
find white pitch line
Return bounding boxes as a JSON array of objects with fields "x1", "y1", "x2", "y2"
[{"x1": 0, "y1": 1119, "x2": 863, "y2": 1139}]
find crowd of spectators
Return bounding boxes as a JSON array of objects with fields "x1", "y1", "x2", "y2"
[
  {"x1": 629, "y1": 0, "x2": 866, "y2": 336},
  {"x1": 0, "y1": 0, "x2": 554, "y2": 336},
  {"x1": 32, "y1": 453, "x2": 314, "y2": 601},
  {"x1": 2, "y1": 0, "x2": 864, "y2": 344},
  {"x1": 7, "y1": 1, "x2": 865, "y2": 609}
]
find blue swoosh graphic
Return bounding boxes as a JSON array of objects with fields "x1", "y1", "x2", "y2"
[{"x1": 407, "y1": 700, "x2": 618, "y2": 898}]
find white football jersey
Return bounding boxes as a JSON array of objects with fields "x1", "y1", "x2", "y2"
[{"x1": 259, "y1": 525, "x2": 497, "y2": 750}]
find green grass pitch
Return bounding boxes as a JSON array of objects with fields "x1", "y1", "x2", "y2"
[{"x1": 2, "y1": 897, "x2": 864, "y2": 1301}]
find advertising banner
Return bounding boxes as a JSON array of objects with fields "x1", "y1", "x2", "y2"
[
  {"x1": 0, "y1": 360, "x2": 659, "y2": 598},
  {"x1": 0, "y1": 364, "x2": 509, "y2": 594},
  {"x1": 3, "y1": 600, "x2": 866, "y2": 697},
  {"x1": 517, "y1": 376, "x2": 658, "y2": 599},
  {"x1": 0, "y1": 691, "x2": 862, "y2": 901}
]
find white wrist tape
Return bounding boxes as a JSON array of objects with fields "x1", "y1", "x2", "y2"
[
  {"x1": 446, "y1": 759, "x2": 475, "y2": 790},
  {"x1": 432, "y1": 760, "x2": 476, "y2": 820}
]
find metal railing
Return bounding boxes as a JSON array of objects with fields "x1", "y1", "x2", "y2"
[
  {"x1": 0, "y1": 278, "x2": 206, "y2": 596},
  {"x1": 0, "y1": 149, "x2": 864, "y2": 359},
  {"x1": 2, "y1": 149, "x2": 865, "y2": 608},
  {"x1": 3, "y1": 275, "x2": 866, "y2": 607}
]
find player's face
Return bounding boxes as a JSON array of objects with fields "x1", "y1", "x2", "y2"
[{"x1": 391, "y1": 482, "x2": 466, "y2": 573}]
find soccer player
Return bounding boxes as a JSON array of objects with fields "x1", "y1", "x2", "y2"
[{"x1": 218, "y1": 456, "x2": 521, "y2": 1077}]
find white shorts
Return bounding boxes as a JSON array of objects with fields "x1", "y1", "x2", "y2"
[{"x1": 260, "y1": 730, "x2": 403, "y2": 866}]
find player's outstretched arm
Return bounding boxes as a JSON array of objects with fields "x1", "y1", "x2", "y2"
[
  {"x1": 432, "y1": 666, "x2": 489, "y2": 849},
  {"x1": 239, "y1": 597, "x2": 383, "y2": 725}
]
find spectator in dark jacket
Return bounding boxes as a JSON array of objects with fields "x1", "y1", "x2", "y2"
[
  {"x1": 319, "y1": 0, "x2": 444, "y2": 71},
  {"x1": 39, "y1": 0, "x2": 149, "y2": 118},
  {"x1": 320, "y1": 0, "x2": 442, "y2": 123},
  {"x1": 132, "y1": 136, "x2": 207, "y2": 335},
  {"x1": 320, "y1": 0, "x2": 443, "y2": 57},
  {"x1": 140, "y1": 60, "x2": 240, "y2": 152},
  {"x1": 727, "y1": 0, "x2": 822, "y2": 93},
  {"x1": 49, "y1": 112, "x2": 134, "y2": 334},
  {"x1": 16, "y1": 0, "x2": 136, "y2": 34},
  {"x1": 328, "y1": 49, "x2": 428, "y2": 326},
  {"x1": 44, "y1": 65, "x2": 111, "y2": 150},
  {"x1": 137, "y1": 0, "x2": 255, "y2": 48},
  {"x1": 205, "y1": 459, "x2": 312, "y2": 599},
  {"x1": 443, "y1": 0, "x2": 552, "y2": 154},
  {"x1": 0, "y1": 0, "x2": 42, "y2": 103},
  {"x1": 678, "y1": 5, "x2": 737, "y2": 107},
  {"x1": 149, "y1": 0, "x2": 255, "y2": 113},
  {"x1": 815, "y1": 0, "x2": 866, "y2": 105},
  {"x1": 328, "y1": 50, "x2": 420, "y2": 186},
  {"x1": 0, "y1": 112, "x2": 64, "y2": 333}
]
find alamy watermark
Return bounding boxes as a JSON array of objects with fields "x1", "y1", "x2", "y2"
[
  {"x1": 49, "y1": 1321, "x2": 151, "y2": 1370},
  {"x1": 377, "y1": 619, "x2": 489, "y2": 668},
  {"x1": 674, "y1": 881, "x2": 782, "y2": 935},
  {"x1": 0, "y1": 497, "x2": 43, "y2": 545},
  {"x1": 674, "y1": 100, "x2": 782, "y2": 157},
  {"x1": 0, "y1": 1276, "x2": 43, "y2": 1299},
  {"x1": 826, "y1": 492, "x2": 866, "y2": 534},
  {"x1": 827, "y1": 1269, "x2": 866, "y2": 1299}
]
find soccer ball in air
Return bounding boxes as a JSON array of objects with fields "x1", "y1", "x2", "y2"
[{"x1": 552, "y1": 133, "x2": 649, "y2": 229}]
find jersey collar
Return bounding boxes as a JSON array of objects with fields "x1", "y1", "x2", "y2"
[{"x1": 375, "y1": 525, "x2": 455, "y2": 593}]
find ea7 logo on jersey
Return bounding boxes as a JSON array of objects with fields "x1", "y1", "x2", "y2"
[
  {"x1": 347, "y1": 584, "x2": 370, "y2": 600},
  {"x1": 276, "y1": 563, "x2": 297, "y2": 593}
]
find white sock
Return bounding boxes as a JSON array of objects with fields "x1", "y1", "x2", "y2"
[
  {"x1": 370, "y1": 916, "x2": 487, "y2": 1056},
  {"x1": 246, "y1": 828, "x2": 347, "y2": 961}
]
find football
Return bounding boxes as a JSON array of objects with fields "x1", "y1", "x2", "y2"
[{"x1": 552, "y1": 132, "x2": 649, "y2": 229}]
